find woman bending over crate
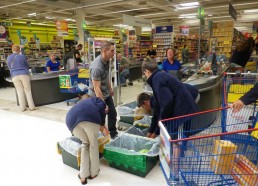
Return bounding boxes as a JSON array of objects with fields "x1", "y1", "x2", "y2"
[{"x1": 65, "y1": 94, "x2": 107, "y2": 185}]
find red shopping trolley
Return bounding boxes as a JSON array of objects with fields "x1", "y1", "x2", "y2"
[{"x1": 159, "y1": 107, "x2": 258, "y2": 186}]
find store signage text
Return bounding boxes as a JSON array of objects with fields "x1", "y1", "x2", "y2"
[
  {"x1": 179, "y1": 26, "x2": 189, "y2": 35},
  {"x1": 56, "y1": 20, "x2": 68, "y2": 36},
  {"x1": 123, "y1": 14, "x2": 152, "y2": 27},
  {"x1": 156, "y1": 26, "x2": 173, "y2": 33}
]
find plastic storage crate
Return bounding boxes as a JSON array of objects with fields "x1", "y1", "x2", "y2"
[
  {"x1": 57, "y1": 134, "x2": 110, "y2": 170},
  {"x1": 103, "y1": 133, "x2": 159, "y2": 177},
  {"x1": 117, "y1": 101, "x2": 138, "y2": 124}
]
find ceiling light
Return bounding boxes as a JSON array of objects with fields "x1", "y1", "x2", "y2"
[
  {"x1": 175, "y1": 2, "x2": 199, "y2": 10},
  {"x1": 179, "y1": 13, "x2": 197, "y2": 19},
  {"x1": 46, "y1": 16, "x2": 55, "y2": 20},
  {"x1": 208, "y1": 14, "x2": 213, "y2": 17},
  {"x1": 179, "y1": 2, "x2": 199, "y2": 7},
  {"x1": 28, "y1": 13, "x2": 36, "y2": 16},
  {"x1": 0, "y1": 0, "x2": 36, "y2": 9},
  {"x1": 113, "y1": 24, "x2": 128, "y2": 27},
  {"x1": 244, "y1": 9, "x2": 258, "y2": 13}
]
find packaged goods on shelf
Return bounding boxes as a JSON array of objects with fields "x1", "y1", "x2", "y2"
[{"x1": 210, "y1": 140, "x2": 237, "y2": 174}]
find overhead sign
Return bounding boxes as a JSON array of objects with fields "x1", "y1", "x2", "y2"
[
  {"x1": 156, "y1": 26, "x2": 173, "y2": 33},
  {"x1": 179, "y1": 26, "x2": 189, "y2": 35},
  {"x1": 0, "y1": 26, "x2": 7, "y2": 38},
  {"x1": 56, "y1": 20, "x2": 68, "y2": 36},
  {"x1": 123, "y1": 14, "x2": 152, "y2": 27},
  {"x1": 229, "y1": 2, "x2": 237, "y2": 21}
]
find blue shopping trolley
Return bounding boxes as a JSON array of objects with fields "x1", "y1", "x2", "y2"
[{"x1": 159, "y1": 107, "x2": 258, "y2": 186}]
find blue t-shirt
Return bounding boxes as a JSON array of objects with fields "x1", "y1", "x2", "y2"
[
  {"x1": 162, "y1": 59, "x2": 182, "y2": 72},
  {"x1": 46, "y1": 60, "x2": 60, "y2": 71}
]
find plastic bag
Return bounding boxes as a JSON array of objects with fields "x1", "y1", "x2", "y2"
[
  {"x1": 59, "y1": 137, "x2": 81, "y2": 156},
  {"x1": 125, "y1": 126, "x2": 149, "y2": 137},
  {"x1": 104, "y1": 133, "x2": 159, "y2": 157},
  {"x1": 133, "y1": 116, "x2": 151, "y2": 127},
  {"x1": 117, "y1": 106, "x2": 134, "y2": 116},
  {"x1": 59, "y1": 132, "x2": 105, "y2": 156}
]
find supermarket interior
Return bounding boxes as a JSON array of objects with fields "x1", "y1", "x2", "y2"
[{"x1": 1, "y1": 0, "x2": 258, "y2": 186}]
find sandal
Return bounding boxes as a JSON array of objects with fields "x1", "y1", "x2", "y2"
[{"x1": 78, "y1": 174, "x2": 87, "y2": 185}]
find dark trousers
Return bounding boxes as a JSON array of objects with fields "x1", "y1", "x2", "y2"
[{"x1": 104, "y1": 96, "x2": 117, "y2": 138}]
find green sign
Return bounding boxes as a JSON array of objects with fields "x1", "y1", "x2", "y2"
[
  {"x1": 17, "y1": 30, "x2": 21, "y2": 37},
  {"x1": 198, "y1": 7, "x2": 205, "y2": 19},
  {"x1": 81, "y1": 21, "x2": 87, "y2": 30},
  {"x1": 0, "y1": 22, "x2": 12, "y2": 26}
]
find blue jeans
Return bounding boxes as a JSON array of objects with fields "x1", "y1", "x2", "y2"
[{"x1": 119, "y1": 68, "x2": 129, "y2": 85}]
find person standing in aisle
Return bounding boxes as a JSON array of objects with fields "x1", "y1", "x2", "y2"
[
  {"x1": 142, "y1": 58, "x2": 199, "y2": 182},
  {"x1": 230, "y1": 37, "x2": 255, "y2": 68},
  {"x1": 46, "y1": 53, "x2": 61, "y2": 72},
  {"x1": 7, "y1": 45, "x2": 37, "y2": 111},
  {"x1": 162, "y1": 48, "x2": 182, "y2": 72},
  {"x1": 74, "y1": 44, "x2": 84, "y2": 65},
  {"x1": 232, "y1": 83, "x2": 258, "y2": 113},
  {"x1": 147, "y1": 45, "x2": 156, "y2": 59},
  {"x1": 117, "y1": 53, "x2": 133, "y2": 87},
  {"x1": 181, "y1": 45, "x2": 189, "y2": 64},
  {"x1": 65, "y1": 94, "x2": 106, "y2": 185},
  {"x1": 88, "y1": 41, "x2": 118, "y2": 139}
]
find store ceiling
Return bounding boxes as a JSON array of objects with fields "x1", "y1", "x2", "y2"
[{"x1": 0, "y1": 0, "x2": 258, "y2": 33}]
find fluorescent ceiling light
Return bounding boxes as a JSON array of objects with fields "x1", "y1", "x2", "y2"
[
  {"x1": 179, "y1": 2, "x2": 199, "y2": 7},
  {"x1": 46, "y1": 16, "x2": 55, "y2": 20},
  {"x1": 28, "y1": 13, "x2": 36, "y2": 16},
  {"x1": 179, "y1": 13, "x2": 197, "y2": 19},
  {"x1": 65, "y1": 18, "x2": 76, "y2": 22},
  {"x1": 176, "y1": 2, "x2": 199, "y2": 10},
  {"x1": 244, "y1": 9, "x2": 258, "y2": 13},
  {"x1": 0, "y1": 0, "x2": 36, "y2": 9},
  {"x1": 142, "y1": 27, "x2": 152, "y2": 32},
  {"x1": 113, "y1": 24, "x2": 128, "y2": 27}
]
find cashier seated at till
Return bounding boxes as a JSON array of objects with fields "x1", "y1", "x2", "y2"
[
  {"x1": 46, "y1": 53, "x2": 61, "y2": 72},
  {"x1": 162, "y1": 48, "x2": 182, "y2": 72}
]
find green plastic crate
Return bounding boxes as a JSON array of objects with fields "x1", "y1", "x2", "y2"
[{"x1": 103, "y1": 134, "x2": 159, "y2": 177}]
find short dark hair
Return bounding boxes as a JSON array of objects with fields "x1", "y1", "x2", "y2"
[
  {"x1": 137, "y1": 93, "x2": 151, "y2": 107},
  {"x1": 142, "y1": 58, "x2": 158, "y2": 73},
  {"x1": 101, "y1": 41, "x2": 114, "y2": 51},
  {"x1": 166, "y1": 48, "x2": 174, "y2": 56},
  {"x1": 77, "y1": 44, "x2": 83, "y2": 48}
]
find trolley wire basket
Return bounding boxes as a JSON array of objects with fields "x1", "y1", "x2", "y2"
[{"x1": 159, "y1": 107, "x2": 258, "y2": 186}]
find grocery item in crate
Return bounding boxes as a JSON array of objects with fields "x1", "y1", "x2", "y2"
[
  {"x1": 232, "y1": 154, "x2": 258, "y2": 186},
  {"x1": 133, "y1": 116, "x2": 151, "y2": 129},
  {"x1": 134, "y1": 107, "x2": 151, "y2": 120},
  {"x1": 103, "y1": 133, "x2": 159, "y2": 177},
  {"x1": 57, "y1": 132, "x2": 110, "y2": 170},
  {"x1": 210, "y1": 140, "x2": 237, "y2": 174}
]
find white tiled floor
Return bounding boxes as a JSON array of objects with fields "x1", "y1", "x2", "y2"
[{"x1": 0, "y1": 83, "x2": 167, "y2": 186}]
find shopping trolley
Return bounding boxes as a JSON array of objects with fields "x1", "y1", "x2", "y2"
[{"x1": 159, "y1": 107, "x2": 258, "y2": 186}]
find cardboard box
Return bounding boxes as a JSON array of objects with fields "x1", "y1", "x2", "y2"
[{"x1": 210, "y1": 140, "x2": 237, "y2": 174}]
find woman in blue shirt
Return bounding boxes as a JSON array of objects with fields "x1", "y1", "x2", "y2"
[
  {"x1": 46, "y1": 53, "x2": 61, "y2": 72},
  {"x1": 162, "y1": 48, "x2": 182, "y2": 72}
]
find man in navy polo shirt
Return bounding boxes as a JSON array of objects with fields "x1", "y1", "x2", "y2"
[{"x1": 162, "y1": 48, "x2": 182, "y2": 72}]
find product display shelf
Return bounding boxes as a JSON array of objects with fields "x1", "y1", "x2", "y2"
[
  {"x1": 113, "y1": 31, "x2": 125, "y2": 56},
  {"x1": 153, "y1": 33, "x2": 173, "y2": 61},
  {"x1": 211, "y1": 21, "x2": 238, "y2": 59},
  {"x1": 140, "y1": 40, "x2": 152, "y2": 59},
  {"x1": 64, "y1": 40, "x2": 75, "y2": 54},
  {"x1": 0, "y1": 42, "x2": 11, "y2": 61}
]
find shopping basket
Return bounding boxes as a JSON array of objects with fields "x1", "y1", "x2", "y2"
[{"x1": 159, "y1": 107, "x2": 258, "y2": 186}]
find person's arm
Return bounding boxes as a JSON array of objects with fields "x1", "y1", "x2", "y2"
[
  {"x1": 47, "y1": 67, "x2": 51, "y2": 72},
  {"x1": 92, "y1": 80, "x2": 104, "y2": 100},
  {"x1": 46, "y1": 61, "x2": 51, "y2": 72},
  {"x1": 23, "y1": 56, "x2": 29, "y2": 69},
  {"x1": 154, "y1": 79, "x2": 173, "y2": 119},
  {"x1": 108, "y1": 82, "x2": 113, "y2": 96},
  {"x1": 232, "y1": 83, "x2": 258, "y2": 112},
  {"x1": 147, "y1": 110, "x2": 159, "y2": 137}
]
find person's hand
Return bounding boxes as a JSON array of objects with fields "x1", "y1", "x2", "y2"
[
  {"x1": 231, "y1": 100, "x2": 245, "y2": 113},
  {"x1": 150, "y1": 133, "x2": 157, "y2": 139},
  {"x1": 100, "y1": 126, "x2": 109, "y2": 136},
  {"x1": 146, "y1": 132, "x2": 152, "y2": 138},
  {"x1": 105, "y1": 105, "x2": 109, "y2": 113},
  {"x1": 109, "y1": 89, "x2": 114, "y2": 96}
]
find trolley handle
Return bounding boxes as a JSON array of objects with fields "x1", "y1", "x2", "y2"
[
  {"x1": 160, "y1": 106, "x2": 230, "y2": 122},
  {"x1": 169, "y1": 127, "x2": 258, "y2": 143}
]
